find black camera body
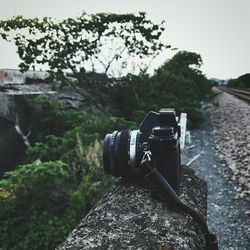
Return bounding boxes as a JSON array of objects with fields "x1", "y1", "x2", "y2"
[
  {"x1": 103, "y1": 109, "x2": 219, "y2": 248},
  {"x1": 103, "y1": 108, "x2": 181, "y2": 193}
]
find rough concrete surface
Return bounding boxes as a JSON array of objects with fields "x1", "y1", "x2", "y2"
[{"x1": 58, "y1": 166, "x2": 208, "y2": 250}]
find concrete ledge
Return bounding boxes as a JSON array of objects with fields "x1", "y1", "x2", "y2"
[{"x1": 57, "y1": 166, "x2": 207, "y2": 250}]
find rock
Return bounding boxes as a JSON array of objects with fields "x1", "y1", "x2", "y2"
[
  {"x1": 57, "y1": 166, "x2": 208, "y2": 250},
  {"x1": 0, "y1": 93, "x2": 26, "y2": 176},
  {"x1": 0, "y1": 82, "x2": 104, "y2": 176}
]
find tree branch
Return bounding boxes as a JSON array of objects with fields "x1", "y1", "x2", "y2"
[{"x1": 15, "y1": 114, "x2": 31, "y2": 149}]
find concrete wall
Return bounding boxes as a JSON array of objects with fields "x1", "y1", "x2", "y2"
[
  {"x1": 0, "y1": 69, "x2": 49, "y2": 84},
  {"x1": 58, "y1": 166, "x2": 208, "y2": 250}
]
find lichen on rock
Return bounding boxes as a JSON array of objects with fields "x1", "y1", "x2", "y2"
[{"x1": 58, "y1": 166, "x2": 207, "y2": 250}]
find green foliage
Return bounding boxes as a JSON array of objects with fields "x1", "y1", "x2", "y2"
[
  {"x1": 18, "y1": 95, "x2": 135, "y2": 144},
  {"x1": 0, "y1": 143, "x2": 115, "y2": 250},
  {"x1": 0, "y1": 12, "x2": 167, "y2": 80},
  {"x1": 106, "y1": 51, "x2": 211, "y2": 127},
  {"x1": 151, "y1": 51, "x2": 210, "y2": 103},
  {"x1": 227, "y1": 73, "x2": 250, "y2": 89},
  {"x1": 0, "y1": 12, "x2": 170, "y2": 108},
  {"x1": 0, "y1": 161, "x2": 70, "y2": 249},
  {"x1": 0, "y1": 96, "x2": 136, "y2": 249}
]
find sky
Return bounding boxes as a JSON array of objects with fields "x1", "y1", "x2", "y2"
[{"x1": 0, "y1": 0, "x2": 249, "y2": 79}]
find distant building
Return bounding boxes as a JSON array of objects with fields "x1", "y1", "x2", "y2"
[{"x1": 0, "y1": 69, "x2": 49, "y2": 85}]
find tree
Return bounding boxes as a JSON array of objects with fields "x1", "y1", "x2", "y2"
[
  {"x1": 0, "y1": 12, "x2": 168, "y2": 81},
  {"x1": 156, "y1": 51, "x2": 202, "y2": 75},
  {"x1": 227, "y1": 73, "x2": 250, "y2": 89},
  {"x1": 155, "y1": 51, "x2": 211, "y2": 100},
  {"x1": 106, "y1": 51, "x2": 212, "y2": 126}
]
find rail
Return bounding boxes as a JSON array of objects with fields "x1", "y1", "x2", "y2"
[{"x1": 217, "y1": 87, "x2": 250, "y2": 103}]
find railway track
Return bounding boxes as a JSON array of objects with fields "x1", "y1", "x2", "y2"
[{"x1": 217, "y1": 87, "x2": 250, "y2": 103}]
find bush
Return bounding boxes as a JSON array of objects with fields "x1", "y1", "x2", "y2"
[
  {"x1": 1, "y1": 96, "x2": 134, "y2": 249},
  {"x1": 18, "y1": 96, "x2": 136, "y2": 165},
  {"x1": 105, "y1": 51, "x2": 211, "y2": 127},
  {"x1": 227, "y1": 73, "x2": 250, "y2": 89},
  {"x1": 0, "y1": 161, "x2": 70, "y2": 249},
  {"x1": 0, "y1": 142, "x2": 115, "y2": 250}
]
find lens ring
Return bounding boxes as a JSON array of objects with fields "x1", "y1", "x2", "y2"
[
  {"x1": 103, "y1": 134, "x2": 111, "y2": 174},
  {"x1": 103, "y1": 131, "x2": 118, "y2": 174},
  {"x1": 113, "y1": 130, "x2": 130, "y2": 177},
  {"x1": 110, "y1": 131, "x2": 118, "y2": 174},
  {"x1": 103, "y1": 129, "x2": 140, "y2": 177},
  {"x1": 129, "y1": 130, "x2": 139, "y2": 170}
]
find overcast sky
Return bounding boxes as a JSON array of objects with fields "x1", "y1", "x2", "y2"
[{"x1": 0, "y1": 0, "x2": 249, "y2": 79}]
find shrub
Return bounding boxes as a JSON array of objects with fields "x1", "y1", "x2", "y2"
[{"x1": 0, "y1": 142, "x2": 115, "y2": 250}]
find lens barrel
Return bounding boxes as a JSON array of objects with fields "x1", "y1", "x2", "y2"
[
  {"x1": 103, "y1": 131, "x2": 117, "y2": 175},
  {"x1": 103, "y1": 130, "x2": 142, "y2": 177}
]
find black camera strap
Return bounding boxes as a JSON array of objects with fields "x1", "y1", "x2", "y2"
[{"x1": 140, "y1": 151, "x2": 218, "y2": 250}]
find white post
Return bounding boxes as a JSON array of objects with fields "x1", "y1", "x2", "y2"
[{"x1": 179, "y1": 113, "x2": 187, "y2": 150}]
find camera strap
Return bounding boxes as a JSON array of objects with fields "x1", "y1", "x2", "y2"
[{"x1": 140, "y1": 151, "x2": 218, "y2": 250}]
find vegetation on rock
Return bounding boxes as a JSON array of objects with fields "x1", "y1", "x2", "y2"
[{"x1": 0, "y1": 96, "x2": 135, "y2": 249}]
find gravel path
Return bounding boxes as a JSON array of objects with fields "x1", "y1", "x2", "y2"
[
  {"x1": 208, "y1": 89, "x2": 250, "y2": 199},
  {"x1": 183, "y1": 124, "x2": 249, "y2": 249},
  {"x1": 182, "y1": 92, "x2": 250, "y2": 249}
]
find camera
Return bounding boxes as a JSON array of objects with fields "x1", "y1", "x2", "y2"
[
  {"x1": 103, "y1": 108, "x2": 181, "y2": 193},
  {"x1": 103, "y1": 109, "x2": 219, "y2": 248}
]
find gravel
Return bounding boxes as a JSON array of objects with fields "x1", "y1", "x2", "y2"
[
  {"x1": 207, "y1": 88, "x2": 250, "y2": 200},
  {"x1": 182, "y1": 90, "x2": 250, "y2": 249}
]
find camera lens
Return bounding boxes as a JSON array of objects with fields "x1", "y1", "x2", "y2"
[
  {"x1": 103, "y1": 130, "x2": 129, "y2": 177},
  {"x1": 103, "y1": 130, "x2": 140, "y2": 177},
  {"x1": 103, "y1": 131, "x2": 117, "y2": 175}
]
